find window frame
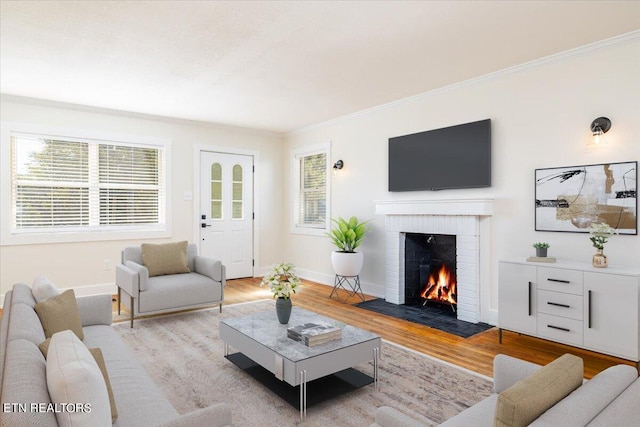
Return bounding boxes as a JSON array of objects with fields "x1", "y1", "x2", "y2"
[
  {"x1": 1, "y1": 123, "x2": 172, "y2": 245},
  {"x1": 290, "y1": 142, "x2": 331, "y2": 236}
]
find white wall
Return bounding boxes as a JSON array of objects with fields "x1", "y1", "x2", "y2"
[
  {"x1": 0, "y1": 98, "x2": 285, "y2": 299},
  {"x1": 284, "y1": 36, "x2": 640, "y2": 323}
]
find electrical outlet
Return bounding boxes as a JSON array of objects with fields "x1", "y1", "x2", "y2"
[{"x1": 104, "y1": 259, "x2": 111, "y2": 271}]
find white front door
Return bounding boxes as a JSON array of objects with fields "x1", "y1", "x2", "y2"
[{"x1": 200, "y1": 151, "x2": 253, "y2": 279}]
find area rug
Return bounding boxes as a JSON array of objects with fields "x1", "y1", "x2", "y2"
[
  {"x1": 113, "y1": 300, "x2": 493, "y2": 426},
  {"x1": 355, "y1": 298, "x2": 493, "y2": 338}
]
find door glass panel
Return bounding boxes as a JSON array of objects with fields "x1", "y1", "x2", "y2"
[
  {"x1": 232, "y1": 164, "x2": 243, "y2": 219},
  {"x1": 211, "y1": 201, "x2": 222, "y2": 219},
  {"x1": 232, "y1": 164, "x2": 242, "y2": 181},
  {"x1": 211, "y1": 163, "x2": 223, "y2": 219}
]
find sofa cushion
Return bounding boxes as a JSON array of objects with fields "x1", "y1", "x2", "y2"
[
  {"x1": 0, "y1": 339, "x2": 57, "y2": 426},
  {"x1": 494, "y1": 353, "x2": 583, "y2": 427},
  {"x1": 531, "y1": 364, "x2": 638, "y2": 427},
  {"x1": 82, "y1": 325, "x2": 180, "y2": 426},
  {"x1": 587, "y1": 377, "x2": 640, "y2": 426},
  {"x1": 32, "y1": 276, "x2": 60, "y2": 303},
  {"x1": 7, "y1": 303, "x2": 47, "y2": 345},
  {"x1": 11, "y1": 282, "x2": 38, "y2": 308},
  {"x1": 35, "y1": 289, "x2": 84, "y2": 340},
  {"x1": 39, "y1": 339, "x2": 118, "y2": 424},
  {"x1": 141, "y1": 241, "x2": 190, "y2": 277},
  {"x1": 46, "y1": 330, "x2": 111, "y2": 427}
]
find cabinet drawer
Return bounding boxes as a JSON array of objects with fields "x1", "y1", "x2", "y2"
[
  {"x1": 538, "y1": 290, "x2": 583, "y2": 320},
  {"x1": 538, "y1": 314, "x2": 583, "y2": 347},
  {"x1": 538, "y1": 267, "x2": 583, "y2": 295}
]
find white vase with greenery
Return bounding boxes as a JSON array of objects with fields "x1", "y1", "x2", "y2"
[{"x1": 328, "y1": 216, "x2": 370, "y2": 277}]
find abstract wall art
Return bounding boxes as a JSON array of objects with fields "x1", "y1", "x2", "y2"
[{"x1": 535, "y1": 161, "x2": 637, "y2": 234}]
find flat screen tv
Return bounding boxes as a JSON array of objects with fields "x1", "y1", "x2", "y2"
[{"x1": 388, "y1": 119, "x2": 491, "y2": 191}]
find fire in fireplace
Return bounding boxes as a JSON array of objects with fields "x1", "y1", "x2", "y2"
[
  {"x1": 419, "y1": 264, "x2": 457, "y2": 308},
  {"x1": 404, "y1": 232, "x2": 456, "y2": 314}
]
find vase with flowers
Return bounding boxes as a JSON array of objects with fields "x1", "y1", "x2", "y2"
[
  {"x1": 588, "y1": 222, "x2": 617, "y2": 268},
  {"x1": 260, "y1": 263, "x2": 302, "y2": 324}
]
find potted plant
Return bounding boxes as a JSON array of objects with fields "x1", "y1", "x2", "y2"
[
  {"x1": 328, "y1": 216, "x2": 370, "y2": 277},
  {"x1": 260, "y1": 263, "x2": 301, "y2": 324},
  {"x1": 532, "y1": 242, "x2": 550, "y2": 257}
]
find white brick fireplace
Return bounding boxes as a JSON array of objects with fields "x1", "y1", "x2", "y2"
[{"x1": 375, "y1": 199, "x2": 494, "y2": 323}]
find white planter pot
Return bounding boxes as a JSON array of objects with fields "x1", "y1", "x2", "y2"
[{"x1": 331, "y1": 251, "x2": 364, "y2": 277}]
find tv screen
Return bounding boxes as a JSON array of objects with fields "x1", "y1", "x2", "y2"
[{"x1": 388, "y1": 119, "x2": 491, "y2": 191}]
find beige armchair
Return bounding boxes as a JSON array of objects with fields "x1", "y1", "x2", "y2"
[{"x1": 115, "y1": 242, "x2": 225, "y2": 327}]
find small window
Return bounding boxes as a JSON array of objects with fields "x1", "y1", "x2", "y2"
[{"x1": 291, "y1": 144, "x2": 330, "y2": 235}]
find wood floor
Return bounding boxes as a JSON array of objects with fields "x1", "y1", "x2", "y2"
[
  {"x1": 224, "y1": 277, "x2": 636, "y2": 380},
  {"x1": 5, "y1": 276, "x2": 630, "y2": 380}
]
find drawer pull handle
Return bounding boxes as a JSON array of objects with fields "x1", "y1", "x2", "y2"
[
  {"x1": 547, "y1": 302, "x2": 571, "y2": 308},
  {"x1": 547, "y1": 278, "x2": 570, "y2": 284},
  {"x1": 547, "y1": 324, "x2": 571, "y2": 332},
  {"x1": 588, "y1": 290, "x2": 592, "y2": 329},
  {"x1": 528, "y1": 282, "x2": 533, "y2": 316}
]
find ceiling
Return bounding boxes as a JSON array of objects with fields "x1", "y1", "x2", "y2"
[{"x1": 1, "y1": 1, "x2": 639, "y2": 134}]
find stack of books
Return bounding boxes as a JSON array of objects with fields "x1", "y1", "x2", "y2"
[{"x1": 287, "y1": 322, "x2": 342, "y2": 347}]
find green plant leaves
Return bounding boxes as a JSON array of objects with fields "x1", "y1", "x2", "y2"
[{"x1": 327, "y1": 216, "x2": 370, "y2": 252}]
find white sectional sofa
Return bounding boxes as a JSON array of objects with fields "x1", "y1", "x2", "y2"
[
  {"x1": 372, "y1": 353, "x2": 640, "y2": 427},
  {"x1": 0, "y1": 283, "x2": 232, "y2": 427}
]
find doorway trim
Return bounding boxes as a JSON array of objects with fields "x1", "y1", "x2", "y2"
[{"x1": 193, "y1": 144, "x2": 259, "y2": 277}]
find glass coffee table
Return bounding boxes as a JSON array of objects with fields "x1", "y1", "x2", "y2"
[{"x1": 219, "y1": 306, "x2": 381, "y2": 420}]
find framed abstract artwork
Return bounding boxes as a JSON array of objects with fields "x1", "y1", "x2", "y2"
[{"x1": 535, "y1": 161, "x2": 637, "y2": 234}]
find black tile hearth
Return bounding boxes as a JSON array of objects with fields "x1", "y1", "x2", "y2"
[{"x1": 355, "y1": 299, "x2": 493, "y2": 338}]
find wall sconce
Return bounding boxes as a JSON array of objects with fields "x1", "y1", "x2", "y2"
[
  {"x1": 590, "y1": 117, "x2": 611, "y2": 146},
  {"x1": 332, "y1": 160, "x2": 344, "y2": 171}
]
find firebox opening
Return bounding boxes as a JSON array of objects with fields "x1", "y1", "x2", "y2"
[{"x1": 404, "y1": 233, "x2": 457, "y2": 316}]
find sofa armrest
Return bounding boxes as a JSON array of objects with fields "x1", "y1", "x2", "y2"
[
  {"x1": 493, "y1": 354, "x2": 542, "y2": 393},
  {"x1": 76, "y1": 294, "x2": 112, "y2": 326},
  {"x1": 126, "y1": 260, "x2": 149, "y2": 291},
  {"x1": 194, "y1": 256, "x2": 223, "y2": 282},
  {"x1": 158, "y1": 403, "x2": 232, "y2": 427},
  {"x1": 116, "y1": 263, "x2": 141, "y2": 296},
  {"x1": 372, "y1": 406, "x2": 425, "y2": 427}
]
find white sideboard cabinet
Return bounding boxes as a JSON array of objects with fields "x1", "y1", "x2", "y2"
[{"x1": 499, "y1": 259, "x2": 640, "y2": 367}]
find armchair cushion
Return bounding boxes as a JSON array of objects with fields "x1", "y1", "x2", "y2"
[
  {"x1": 34, "y1": 289, "x2": 84, "y2": 341},
  {"x1": 141, "y1": 241, "x2": 190, "y2": 277}
]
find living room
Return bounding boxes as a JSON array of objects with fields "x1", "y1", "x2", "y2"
[{"x1": 1, "y1": 1, "x2": 639, "y2": 426}]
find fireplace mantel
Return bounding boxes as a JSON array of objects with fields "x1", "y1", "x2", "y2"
[{"x1": 374, "y1": 199, "x2": 494, "y2": 216}]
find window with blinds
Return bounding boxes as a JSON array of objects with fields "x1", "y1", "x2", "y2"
[
  {"x1": 10, "y1": 133, "x2": 166, "y2": 234},
  {"x1": 293, "y1": 147, "x2": 328, "y2": 232}
]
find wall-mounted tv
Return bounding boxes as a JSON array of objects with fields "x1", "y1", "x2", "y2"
[{"x1": 388, "y1": 119, "x2": 491, "y2": 191}]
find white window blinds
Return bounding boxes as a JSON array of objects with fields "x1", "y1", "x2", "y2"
[
  {"x1": 11, "y1": 133, "x2": 165, "y2": 234},
  {"x1": 295, "y1": 151, "x2": 327, "y2": 228}
]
